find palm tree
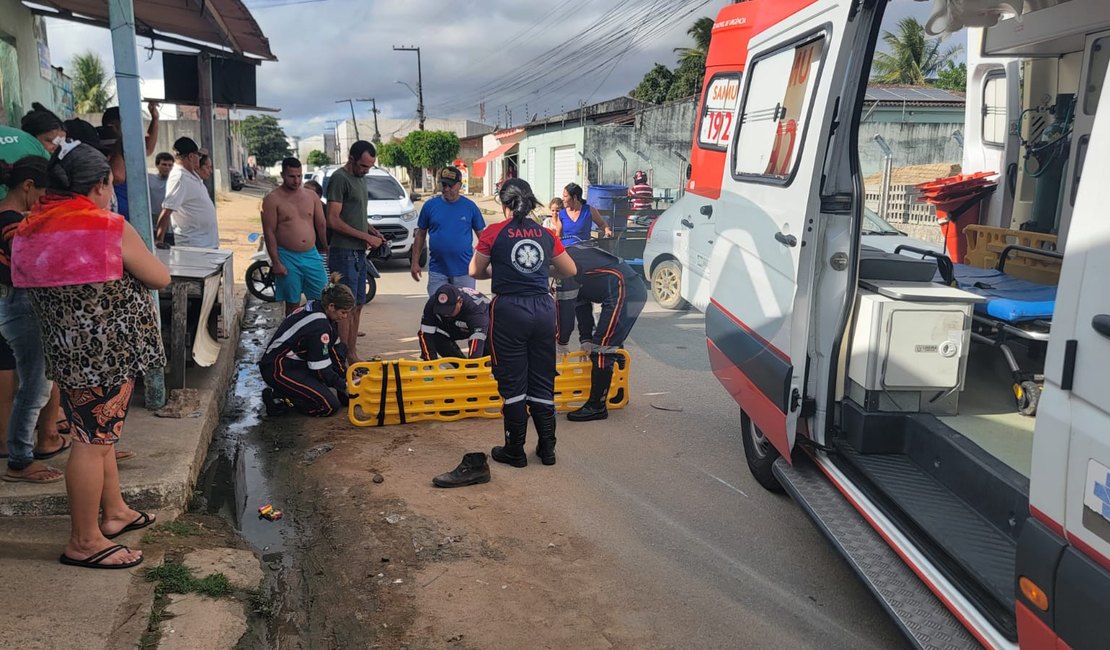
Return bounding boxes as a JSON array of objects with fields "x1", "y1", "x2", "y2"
[
  {"x1": 71, "y1": 52, "x2": 115, "y2": 114},
  {"x1": 871, "y1": 17, "x2": 962, "y2": 85},
  {"x1": 674, "y1": 17, "x2": 714, "y2": 67}
]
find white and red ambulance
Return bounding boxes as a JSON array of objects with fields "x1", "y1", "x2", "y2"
[{"x1": 666, "y1": 0, "x2": 1110, "y2": 647}]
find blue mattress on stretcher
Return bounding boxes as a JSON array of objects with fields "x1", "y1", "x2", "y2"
[{"x1": 936, "y1": 264, "x2": 1057, "y2": 322}]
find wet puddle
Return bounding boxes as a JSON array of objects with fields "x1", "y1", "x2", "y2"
[{"x1": 192, "y1": 300, "x2": 291, "y2": 568}]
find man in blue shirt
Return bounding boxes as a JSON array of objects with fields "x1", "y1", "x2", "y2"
[{"x1": 410, "y1": 166, "x2": 486, "y2": 296}]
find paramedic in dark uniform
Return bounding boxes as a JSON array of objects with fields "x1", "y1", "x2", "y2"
[
  {"x1": 418, "y1": 284, "x2": 491, "y2": 360},
  {"x1": 561, "y1": 243, "x2": 647, "y2": 422},
  {"x1": 470, "y1": 178, "x2": 576, "y2": 467},
  {"x1": 258, "y1": 276, "x2": 354, "y2": 417}
]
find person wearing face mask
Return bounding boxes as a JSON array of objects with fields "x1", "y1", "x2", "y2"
[
  {"x1": 0, "y1": 156, "x2": 68, "y2": 484},
  {"x1": 12, "y1": 142, "x2": 170, "y2": 569},
  {"x1": 20, "y1": 103, "x2": 66, "y2": 156}
]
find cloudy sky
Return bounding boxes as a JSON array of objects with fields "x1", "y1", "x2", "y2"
[{"x1": 44, "y1": 0, "x2": 935, "y2": 138}]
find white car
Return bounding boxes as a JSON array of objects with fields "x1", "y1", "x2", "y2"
[
  {"x1": 320, "y1": 166, "x2": 422, "y2": 263},
  {"x1": 642, "y1": 203, "x2": 943, "y2": 310}
]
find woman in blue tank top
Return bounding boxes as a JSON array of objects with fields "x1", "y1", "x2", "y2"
[{"x1": 557, "y1": 183, "x2": 612, "y2": 244}]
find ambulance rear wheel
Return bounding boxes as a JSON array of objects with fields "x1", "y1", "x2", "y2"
[{"x1": 741, "y1": 410, "x2": 783, "y2": 493}]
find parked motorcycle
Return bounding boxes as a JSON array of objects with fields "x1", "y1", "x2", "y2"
[{"x1": 244, "y1": 233, "x2": 391, "y2": 303}]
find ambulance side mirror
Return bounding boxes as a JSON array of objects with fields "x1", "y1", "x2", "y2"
[{"x1": 700, "y1": 205, "x2": 713, "y2": 218}]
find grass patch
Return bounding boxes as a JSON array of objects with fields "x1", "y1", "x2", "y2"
[
  {"x1": 247, "y1": 589, "x2": 276, "y2": 620},
  {"x1": 142, "y1": 520, "x2": 204, "y2": 544},
  {"x1": 194, "y1": 572, "x2": 233, "y2": 598},
  {"x1": 144, "y1": 560, "x2": 231, "y2": 598}
]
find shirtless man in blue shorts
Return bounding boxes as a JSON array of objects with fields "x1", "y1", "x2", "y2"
[{"x1": 262, "y1": 157, "x2": 329, "y2": 315}]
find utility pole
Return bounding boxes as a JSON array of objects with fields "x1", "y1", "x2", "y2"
[
  {"x1": 356, "y1": 97, "x2": 381, "y2": 143},
  {"x1": 336, "y1": 98, "x2": 360, "y2": 142},
  {"x1": 393, "y1": 45, "x2": 425, "y2": 130}
]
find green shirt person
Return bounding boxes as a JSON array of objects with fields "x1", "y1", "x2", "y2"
[{"x1": 0, "y1": 125, "x2": 48, "y2": 200}]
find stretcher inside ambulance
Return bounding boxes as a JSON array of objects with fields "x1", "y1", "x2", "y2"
[{"x1": 695, "y1": 1, "x2": 1110, "y2": 648}]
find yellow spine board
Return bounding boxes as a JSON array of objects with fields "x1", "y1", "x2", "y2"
[{"x1": 347, "y1": 350, "x2": 631, "y2": 427}]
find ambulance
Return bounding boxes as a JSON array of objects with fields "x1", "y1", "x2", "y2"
[{"x1": 684, "y1": 0, "x2": 1110, "y2": 647}]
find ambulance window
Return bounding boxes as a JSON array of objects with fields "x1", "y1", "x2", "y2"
[
  {"x1": 1084, "y1": 37, "x2": 1110, "y2": 115},
  {"x1": 983, "y1": 73, "x2": 1007, "y2": 146},
  {"x1": 732, "y1": 34, "x2": 826, "y2": 181},
  {"x1": 697, "y1": 73, "x2": 742, "y2": 151}
]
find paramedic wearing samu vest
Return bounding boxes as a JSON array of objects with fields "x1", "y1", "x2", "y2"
[
  {"x1": 417, "y1": 284, "x2": 490, "y2": 360},
  {"x1": 471, "y1": 178, "x2": 576, "y2": 468},
  {"x1": 559, "y1": 244, "x2": 647, "y2": 421},
  {"x1": 258, "y1": 281, "x2": 354, "y2": 417}
]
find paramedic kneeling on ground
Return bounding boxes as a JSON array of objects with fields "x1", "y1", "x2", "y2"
[
  {"x1": 560, "y1": 243, "x2": 647, "y2": 422},
  {"x1": 259, "y1": 275, "x2": 353, "y2": 417},
  {"x1": 418, "y1": 284, "x2": 490, "y2": 360},
  {"x1": 470, "y1": 178, "x2": 576, "y2": 467}
]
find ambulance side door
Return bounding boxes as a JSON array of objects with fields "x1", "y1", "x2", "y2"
[{"x1": 705, "y1": 0, "x2": 868, "y2": 459}]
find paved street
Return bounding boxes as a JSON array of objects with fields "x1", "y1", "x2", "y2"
[{"x1": 312, "y1": 259, "x2": 909, "y2": 648}]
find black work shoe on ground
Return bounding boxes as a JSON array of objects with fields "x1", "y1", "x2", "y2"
[
  {"x1": 262, "y1": 388, "x2": 291, "y2": 416},
  {"x1": 432, "y1": 452, "x2": 491, "y2": 488},
  {"x1": 490, "y1": 445, "x2": 527, "y2": 468},
  {"x1": 567, "y1": 402, "x2": 608, "y2": 422}
]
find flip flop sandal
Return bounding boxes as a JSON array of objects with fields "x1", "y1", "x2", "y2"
[
  {"x1": 56, "y1": 419, "x2": 72, "y2": 435},
  {"x1": 1, "y1": 468, "x2": 64, "y2": 483},
  {"x1": 114, "y1": 450, "x2": 136, "y2": 464},
  {"x1": 104, "y1": 511, "x2": 156, "y2": 540},
  {"x1": 33, "y1": 438, "x2": 72, "y2": 460},
  {"x1": 59, "y1": 544, "x2": 143, "y2": 569}
]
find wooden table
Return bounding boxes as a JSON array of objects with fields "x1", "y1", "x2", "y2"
[{"x1": 156, "y1": 247, "x2": 233, "y2": 389}]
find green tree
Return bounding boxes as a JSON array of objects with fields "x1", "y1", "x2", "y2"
[
  {"x1": 630, "y1": 64, "x2": 674, "y2": 104},
  {"x1": 934, "y1": 61, "x2": 967, "y2": 91},
  {"x1": 240, "y1": 115, "x2": 290, "y2": 167},
  {"x1": 376, "y1": 139, "x2": 415, "y2": 185},
  {"x1": 402, "y1": 130, "x2": 460, "y2": 183},
  {"x1": 71, "y1": 51, "x2": 114, "y2": 114},
  {"x1": 306, "y1": 149, "x2": 330, "y2": 167},
  {"x1": 673, "y1": 17, "x2": 714, "y2": 67},
  {"x1": 871, "y1": 17, "x2": 962, "y2": 85},
  {"x1": 666, "y1": 56, "x2": 705, "y2": 101}
]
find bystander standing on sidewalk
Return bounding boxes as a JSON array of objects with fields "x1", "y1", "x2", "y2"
[
  {"x1": 13, "y1": 142, "x2": 169, "y2": 568},
  {"x1": 157, "y1": 137, "x2": 219, "y2": 248}
]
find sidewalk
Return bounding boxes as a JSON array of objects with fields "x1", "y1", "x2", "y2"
[{"x1": 0, "y1": 191, "x2": 260, "y2": 649}]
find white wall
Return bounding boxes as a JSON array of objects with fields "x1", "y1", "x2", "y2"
[{"x1": 518, "y1": 127, "x2": 586, "y2": 203}]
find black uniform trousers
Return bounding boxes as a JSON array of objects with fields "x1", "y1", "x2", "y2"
[
  {"x1": 259, "y1": 356, "x2": 342, "y2": 417},
  {"x1": 419, "y1": 322, "x2": 487, "y2": 360},
  {"x1": 488, "y1": 294, "x2": 557, "y2": 425},
  {"x1": 585, "y1": 270, "x2": 648, "y2": 370},
  {"x1": 555, "y1": 276, "x2": 596, "y2": 347}
]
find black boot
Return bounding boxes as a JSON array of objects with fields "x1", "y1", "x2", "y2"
[
  {"x1": 432, "y1": 452, "x2": 491, "y2": 488},
  {"x1": 567, "y1": 366, "x2": 613, "y2": 422},
  {"x1": 532, "y1": 411, "x2": 557, "y2": 466},
  {"x1": 491, "y1": 420, "x2": 528, "y2": 468},
  {"x1": 262, "y1": 387, "x2": 291, "y2": 416}
]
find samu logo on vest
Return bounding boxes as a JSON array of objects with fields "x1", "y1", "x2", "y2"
[{"x1": 510, "y1": 239, "x2": 544, "y2": 274}]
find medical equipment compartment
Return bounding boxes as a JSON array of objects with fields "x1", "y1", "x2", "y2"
[{"x1": 847, "y1": 281, "x2": 984, "y2": 413}]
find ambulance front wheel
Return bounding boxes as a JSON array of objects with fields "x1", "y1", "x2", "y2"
[{"x1": 741, "y1": 410, "x2": 783, "y2": 493}]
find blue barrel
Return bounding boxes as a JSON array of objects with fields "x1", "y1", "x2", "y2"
[{"x1": 587, "y1": 184, "x2": 629, "y2": 231}]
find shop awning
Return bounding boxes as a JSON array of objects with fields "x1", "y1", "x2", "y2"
[
  {"x1": 473, "y1": 142, "x2": 517, "y2": 178},
  {"x1": 25, "y1": 0, "x2": 275, "y2": 60}
]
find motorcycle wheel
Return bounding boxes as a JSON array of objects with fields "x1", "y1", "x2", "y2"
[
  {"x1": 246, "y1": 260, "x2": 277, "y2": 302},
  {"x1": 365, "y1": 274, "x2": 377, "y2": 303}
]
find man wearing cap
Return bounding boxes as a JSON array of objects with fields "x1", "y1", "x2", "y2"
[
  {"x1": 410, "y1": 166, "x2": 486, "y2": 297},
  {"x1": 156, "y1": 136, "x2": 219, "y2": 249},
  {"x1": 417, "y1": 285, "x2": 491, "y2": 360}
]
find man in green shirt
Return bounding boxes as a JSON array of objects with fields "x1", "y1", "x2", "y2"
[
  {"x1": 0, "y1": 125, "x2": 49, "y2": 200},
  {"x1": 326, "y1": 140, "x2": 384, "y2": 364}
]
